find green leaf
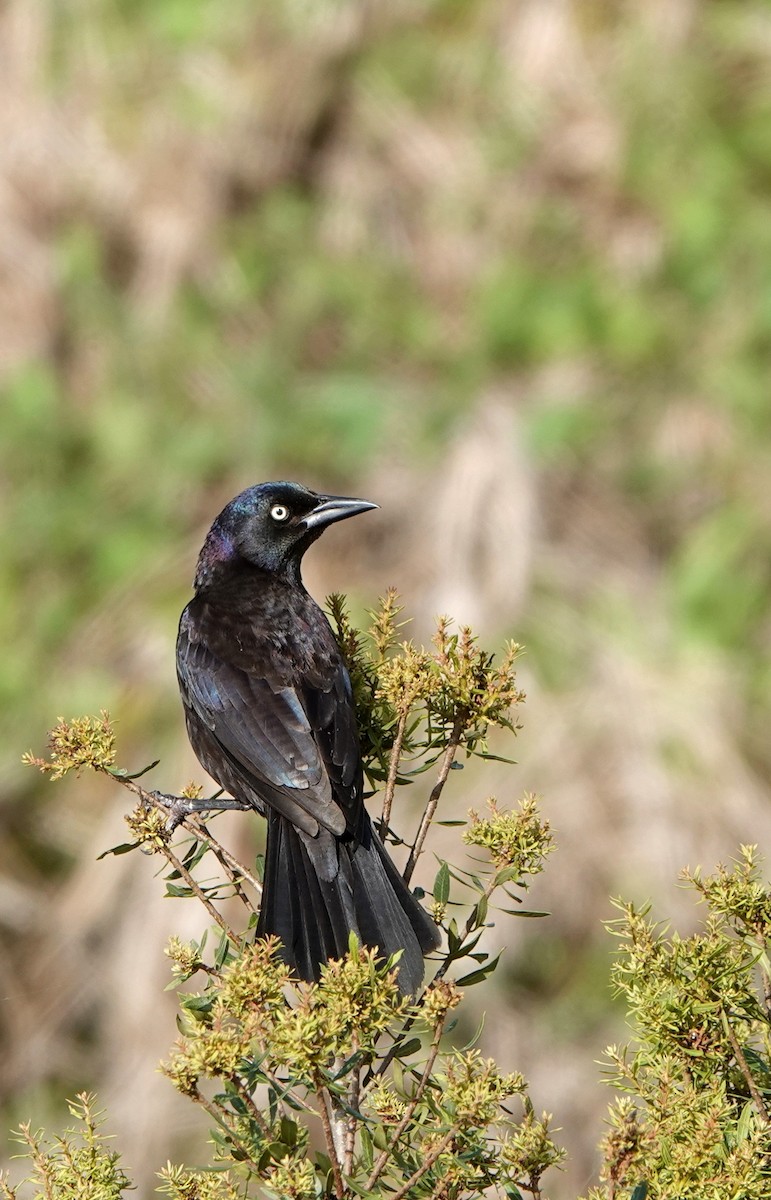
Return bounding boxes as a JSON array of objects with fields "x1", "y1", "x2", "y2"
[
  {"x1": 630, "y1": 1185, "x2": 648, "y2": 1200},
  {"x1": 181, "y1": 838, "x2": 208, "y2": 871},
  {"x1": 449, "y1": 929, "x2": 484, "y2": 960},
  {"x1": 330, "y1": 1048, "x2": 370, "y2": 1080},
  {"x1": 105, "y1": 759, "x2": 160, "y2": 780},
  {"x1": 314, "y1": 1153, "x2": 332, "y2": 1180},
  {"x1": 736, "y1": 1099, "x2": 755, "y2": 1142},
  {"x1": 449, "y1": 866, "x2": 485, "y2": 890},
  {"x1": 742, "y1": 1046, "x2": 771, "y2": 1084},
  {"x1": 215, "y1": 930, "x2": 233, "y2": 970},
  {"x1": 460, "y1": 1012, "x2": 487, "y2": 1051},
  {"x1": 493, "y1": 865, "x2": 525, "y2": 888},
  {"x1": 446, "y1": 918, "x2": 461, "y2": 954},
  {"x1": 208, "y1": 1127, "x2": 230, "y2": 1151},
  {"x1": 180, "y1": 993, "x2": 214, "y2": 1019},
  {"x1": 372, "y1": 1124, "x2": 389, "y2": 1152},
  {"x1": 473, "y1": 894, "x2": 489, "y2": 927},
  {"x1": 434, "y1": 861, "x2": 450, "y2": 906},
  {"x1": 278, "y1": 1117, "x2": 296, "y2": 1147},
  {"x1": 456, "y1": 952, "x2": 502, "y2": 987},
  {"x1": 165, "y1": 882, "x2": 193, "y2": 898},
  {"x1": 360, "y1": 1124, "x2": 374, "y2": 1170},
  {"x1": 96, "y1": 841, "x2": 140, "y2": 859}
]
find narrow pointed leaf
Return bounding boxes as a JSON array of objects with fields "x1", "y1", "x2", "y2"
[{"x1": 434, "y1": 861, "x2": 450, "y2": 906}]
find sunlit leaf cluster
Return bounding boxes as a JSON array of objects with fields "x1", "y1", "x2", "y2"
[
  {"x1": 327, "y1": 590, "x2": 525, "y2": 788},
  {"x1": 22, "y1": 711, "x2": 116, "y2": 780},
  {"x1": 0, "y1": 1095, "x2": 129, "y2": 1200},
  {"x1": 585, "y1": 850, "x2": 771, "y2": 1199}
]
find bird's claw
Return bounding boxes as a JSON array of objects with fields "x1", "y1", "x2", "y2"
[{"x1": 148, "y1": 790, "x2": 197, "y2": 833}]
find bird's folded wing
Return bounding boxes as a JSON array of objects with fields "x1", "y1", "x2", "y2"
[
  {"x1": 177, "y1": 638, "x2": 347, "y2": 837},
  {"x1": 301, "y1": 662, "x2": 363, "y2": 831}
]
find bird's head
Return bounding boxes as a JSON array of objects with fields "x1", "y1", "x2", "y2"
[{"x1": 194, "y1": 481, "x2": 378, "y2": 589}]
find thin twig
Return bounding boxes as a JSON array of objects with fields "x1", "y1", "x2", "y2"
[
  {"x1": 255, "y1": 1041, "x2": 309, "y2": 1117},
  {"x1": 379, "y1": 707, "x2": 409, "y2": 840},
  {"x1": 188, "y1": 815, "x2": 263, "y2": 895},
  {"x1": 193, "y1": 1090, "x2": 262, "y2": 1172},
  {"x1": 388, "y1": 1128, "x2": 455, "y2": 1200},
  {"x1": 433, "y1": 864, "x2": 500, "y2": 983},
  {"x1": 762, "y1": 966, "x2": 771, "y2": 1022},
  {"x1": 313, "y1": 1073, "x2": 345, "y2": 1199},
  {"x1": 328, "y1": 1057, "x2": 348, "y2": 1162},
  {"x1": 191, "y1": 817, "x2": 261, "y2": 913},
  {"x1": 104, "y1": 772, "x2": 162, "y2": 806},
  {"x1": 229, "y1": 1074, "x2": 273, "y2": 1140},
  {"x1": 365, "y1": 1020, "x2": 445, "y2": 1190},
  {"x1": 723, "y1": 1011, "x2": 770, "y2": 1122},
  {"x1": 343, "y1": 1058, "x2": 361, "y2": 1175},
  {"x1": 330, "y1": 1106, "x2": 347, "y2": 1168},
  {"x1": 403, "y1": 714, "x2": 466, "y2": 885},
  {"x1": 162, "y1": 843, "x2": 231, "y2": 934}
]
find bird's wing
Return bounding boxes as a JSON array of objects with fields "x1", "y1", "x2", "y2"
[
  {"x1": 177, "y1": 631, "x2": 358, "y2": 838},
  {"x1": 300, "y1": 656, "x2": 364, "y2": 832}
]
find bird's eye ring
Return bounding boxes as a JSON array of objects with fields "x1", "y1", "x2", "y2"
[{"x1": 270, "y1": 504, "x2": 290, "y2": 522}]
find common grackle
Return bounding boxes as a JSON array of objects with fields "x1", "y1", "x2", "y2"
[{"x1": 176, "y1": 481, "x2": 440, "y2": 994}]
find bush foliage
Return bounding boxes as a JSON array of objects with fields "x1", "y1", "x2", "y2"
[
  {"x1": 18, "y1": 597, "x2": 562, "y2": 1199},
  {"x1": 19, "y1": 597, "x2": 771, "y2": 1197}
]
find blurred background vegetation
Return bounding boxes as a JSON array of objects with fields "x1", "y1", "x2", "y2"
[{"x1": 3, "y1": 1, "x2": 771, "y2": 1195}]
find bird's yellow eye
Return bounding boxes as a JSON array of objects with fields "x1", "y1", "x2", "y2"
[{"x1": 270, "y1": 504, "x2": 290, "y2": 522}]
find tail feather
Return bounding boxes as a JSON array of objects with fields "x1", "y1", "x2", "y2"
[
  {"x1": 256, "y1": 812, "x2": 440, "y2": 994},
  {"x1": 258, "y1": 814, "x2": 290, "y2": 951},
  {"x1": 369, "y1": 831, "x2": 442, "y2": 955},
  {"x1": 284, "y1": 822, "x2": 326, "y2": 980},
  {"x1": 349, "y1": 822, "x2": 440, "y2": 995},
  {"x1": 288, "y1": 819, "x2": 354, "y2": 969}
]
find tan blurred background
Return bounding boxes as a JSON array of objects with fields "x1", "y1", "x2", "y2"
[{"x1": 3, "y1": 1, "x2": 771, "y2": 1195}]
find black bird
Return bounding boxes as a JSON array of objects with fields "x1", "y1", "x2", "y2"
[{"x1": 176, "y1": 481, "x2": 440, "y2": 994}]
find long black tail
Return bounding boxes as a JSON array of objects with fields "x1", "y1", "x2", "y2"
[{"x1": 256, "y1": 812, "x2": 440, "y2": 995}]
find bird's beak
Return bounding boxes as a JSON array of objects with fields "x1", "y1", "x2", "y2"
[{"x1": 301, "y1": 494, "x2": 379, "y2": 531}]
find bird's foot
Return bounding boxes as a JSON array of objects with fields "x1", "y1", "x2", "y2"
[
  {"x1": 148, "y1": 790, "x2": 252, "y2": 832},
  {"x1": 147, "y1": 790, "x2": 199, "y2": 832}
]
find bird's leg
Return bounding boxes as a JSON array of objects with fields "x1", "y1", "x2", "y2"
[{"x1": 148, "y1": 790, "x2": 252, "y2": 832}]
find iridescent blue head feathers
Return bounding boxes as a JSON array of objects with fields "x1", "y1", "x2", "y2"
[{"x1": 194, "y1": 481, "x2": 377, "y2": 589}]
